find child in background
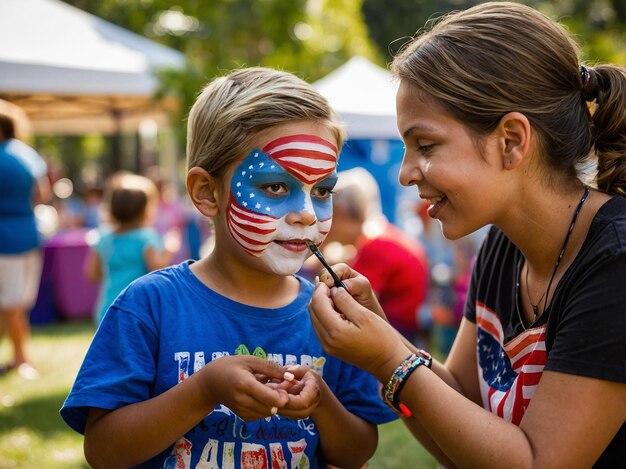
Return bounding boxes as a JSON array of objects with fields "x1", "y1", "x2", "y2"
[
  {"x1": 84, "y1": 172, "x2": 176, "y2": 325},
  {"x1": 62, "y1": 67, "x2": 396, "y2": 468}
]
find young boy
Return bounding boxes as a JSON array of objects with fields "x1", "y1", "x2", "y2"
[{"x1": 61, "y1": 67, "x2": 397, "y2": 468}]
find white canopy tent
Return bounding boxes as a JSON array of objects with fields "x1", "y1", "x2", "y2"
[
  {"x1": 313, "y1": 56, "x2": 400, "y2": 140},
  {"x1": 0, "y1": 0, "x2": 185, "y2": 135}
]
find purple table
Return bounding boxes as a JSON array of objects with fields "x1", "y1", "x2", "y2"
[{"x1": 34, "y1": 229, "x2": 98, "y2": 321}]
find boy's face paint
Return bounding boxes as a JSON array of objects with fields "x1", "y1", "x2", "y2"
[{"x1": 226, "y1": 133, "x2": 339, "y2": 275}]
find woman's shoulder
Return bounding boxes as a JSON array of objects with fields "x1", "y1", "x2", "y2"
[
  {"x1": 593, "y1": 195, "x2": 626, "y2": 226},
  {"x1": 586, "y1": 196, "x2": 626, "y2": 254},
  {"x1": 475, "y1": 225, "x2": 517, "y2": 265}
]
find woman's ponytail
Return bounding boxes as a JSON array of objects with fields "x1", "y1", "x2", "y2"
[{"x1": 589, "y1": 65, "x2": 626, "y2": 196}]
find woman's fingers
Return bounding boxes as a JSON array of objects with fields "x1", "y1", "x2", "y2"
[
  {"x1": 310, "y1": 282, "x2": 409, "y2": 376},
  {"x1": 317, "y1": 264, "x2": 385, "y2": 317},
  {"x1": 309, "y1": 282, "x2": 342, "y2": 344}
]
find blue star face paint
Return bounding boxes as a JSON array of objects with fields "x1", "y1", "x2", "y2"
[{"x1": 230, "y1": 148, "x2": 337, "y2": 221}]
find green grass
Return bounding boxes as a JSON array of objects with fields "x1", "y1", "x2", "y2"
[
  {"x1": 0, "y1": 322, "x2": 436, "y2": 468},
  {"x1": 0, "y1": 322, "x2": 93, "y2": 469}
]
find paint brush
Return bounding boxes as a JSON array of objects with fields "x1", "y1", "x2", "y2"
[{"x1": 304, "y1": 240, "x2": 348, "y2": 290}]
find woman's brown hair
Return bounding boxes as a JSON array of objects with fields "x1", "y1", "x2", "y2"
[{"x1": 392, "y1": 1, "x2": 626, "y2": 195}]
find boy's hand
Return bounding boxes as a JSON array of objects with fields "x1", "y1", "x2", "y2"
[
  {"x1": 199, "y1": 355, "x2": 289, "y2": 421},
  {"x1": 270, "y1": 366, "x2": 322, "y2": 419}
]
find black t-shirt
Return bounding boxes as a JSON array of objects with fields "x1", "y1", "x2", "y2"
[{"x1": 465, "y1": 196, "x2": 626, "y2": 467}]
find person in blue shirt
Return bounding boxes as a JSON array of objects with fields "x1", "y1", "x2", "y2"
[
  {"x1": 0, "y1": 114, "x2": 50, "y2": 379},
  {"x1": 84, "y1": 172, "x2": 176, "y2": 325},
  {"x1": 62, "y1": 67, "x2": 397, "y2": 468}
]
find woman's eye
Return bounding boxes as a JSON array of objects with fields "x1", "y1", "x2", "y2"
[{"x1": 418, "y1": 144, "x2": 435, "y2": 156}]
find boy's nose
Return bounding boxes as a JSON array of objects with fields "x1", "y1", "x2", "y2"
[{"x1": 285, "y1": 209, "x2": 317, "y2": 226}]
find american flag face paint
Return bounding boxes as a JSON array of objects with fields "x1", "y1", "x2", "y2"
[
  {"x1": 226, "y1": 133, "x2": 338, "y2": 274},
  {"x1": 262, "y1": 134, "x2": 338, "y2": 184}
]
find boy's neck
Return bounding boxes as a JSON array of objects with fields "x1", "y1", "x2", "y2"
[{"x1": 190, "y1": 256, "x2": 301, "y2": 309}]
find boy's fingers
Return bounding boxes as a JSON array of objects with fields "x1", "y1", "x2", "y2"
[
  {"x1": 245, "y1": 379, "x2": 289, "y2": 408},
  {"x1": 244, "y1": 356, "x2": 284, "y2": 380}
]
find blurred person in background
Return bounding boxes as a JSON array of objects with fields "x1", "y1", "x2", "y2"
[
  {"x1": 0, "y1": 114, "x2": 51, "y2": 379},
  {"x1": 145, "y1": 165, "x2": 189, "y2": 263},
  {"x1": 84, "y1": 172, "x2": 178, "y2": 325},
  {"x1": 307, "y1": 167, "x2": 429, "y2": 347},
  {"x1": 79, "y1": 183, "x2": 104, "y2": 229},
  {"x1": 416, "y1": 200, "x2": 483, "y2": 354}
]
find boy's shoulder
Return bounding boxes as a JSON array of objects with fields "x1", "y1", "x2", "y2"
[
  {"x1": 121, "y1": 262, "x2": 191, "y2": 300},
  {"x1": 136, "y1": 261, "x2": 189, "y2": 284},
  {"x1": 295, "y1": 273, "x2": 314, "y2": 289}
]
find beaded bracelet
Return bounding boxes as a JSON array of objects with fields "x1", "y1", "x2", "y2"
[
  {"x1": 382, "y1": 353, "x2": 428, "y2": 416},
  {"x1": 416, "y1": 348, "x2": 433, "y2": 369}
]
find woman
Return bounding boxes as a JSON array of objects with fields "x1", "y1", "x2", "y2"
[{"x1": 310, "y1": 2, "x2": 625, "y2": 467}]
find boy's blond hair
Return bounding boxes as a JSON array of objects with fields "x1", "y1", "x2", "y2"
[{"x1": 186, "y1": 67, "x2": 344, "y2": 178}]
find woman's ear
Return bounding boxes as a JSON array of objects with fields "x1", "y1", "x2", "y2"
[
  {"x1": 186, "y1": 167, "x2": 221, "y2": 217},
  {"x1": 497, "y1": 112, "x2": 532, "y2": 170}
]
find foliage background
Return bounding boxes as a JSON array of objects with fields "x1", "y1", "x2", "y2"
[{"x1": 43, "y1": 0, "x2": 624, "y2": 185}]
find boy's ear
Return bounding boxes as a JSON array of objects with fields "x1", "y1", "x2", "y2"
[
  {"x1": 497, "y1": 112, "x2": 532, "y2": 170},
  {"x1": 186, "y1": 167, "x2": 221, "y2": 217}
]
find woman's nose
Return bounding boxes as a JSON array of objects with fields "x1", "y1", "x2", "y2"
[{"x1": 398, "y1": 151, "x2": 425, "y2": 187}]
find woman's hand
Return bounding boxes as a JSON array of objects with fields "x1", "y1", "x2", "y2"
[
  {"x1": 198, "y1": 355, "x2": 289, "y2": 421},
  {"x1": 317, "y1": 263, "x2": 387, "y2": 321},
  {"x1": 309, "y1": 280, "x2": 410, "y2": 382}
]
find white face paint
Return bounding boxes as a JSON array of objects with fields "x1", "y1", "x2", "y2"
[{"x1": 256, "y1": 217, "x2": 331, "y2": 275}]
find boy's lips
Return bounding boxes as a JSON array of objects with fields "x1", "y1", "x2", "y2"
[{"x1": 274, "y1": 239, "x2": 309, "y2": 252}]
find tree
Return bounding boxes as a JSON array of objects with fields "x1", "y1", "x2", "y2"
[
  {"x1": 361, "y1": 0, "x2": 484, "y2": 60},
  {"x1": 362, "y1": 0, "x2": 626, "y2": 64},
  {"x1": 59, "y1": 0, "x2": 379, "y2": 171}
]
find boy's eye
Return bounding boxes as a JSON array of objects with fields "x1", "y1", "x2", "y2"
[
  {"x1": 312, "y1": 186, "x2": 333, "y2": 200},
  {"x1": 261, "y1": 183, "x2": 288, "y2": 196}
]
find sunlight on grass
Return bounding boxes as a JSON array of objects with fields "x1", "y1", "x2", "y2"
[
  {"x1": 370, "y1": 419, "x2": 437, "y2": 468},
  {"x1": 0, "y1": 321, "x2": 436, "y2": 468},
  {"x1": 0, "y1": 322, "x2": 93, "y2": 469}
]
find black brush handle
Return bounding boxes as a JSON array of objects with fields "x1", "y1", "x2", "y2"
[{"x1": 307, "y1": 243, "x2": 348, "y2": 290}]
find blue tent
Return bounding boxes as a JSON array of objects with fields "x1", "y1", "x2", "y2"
[{"x1": 314, "y1": 56, "x2": 405, "y2": 223}]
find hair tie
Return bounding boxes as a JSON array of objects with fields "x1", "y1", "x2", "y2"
[
  {"x1": 580, "y1": 65, "x2": 591, "y2": 87},
  {"x1": 580, "y1": 65, "x2": 596, "y2": 101}
]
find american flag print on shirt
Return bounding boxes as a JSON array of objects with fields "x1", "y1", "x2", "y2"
[{"x1": 475, "y1": 302, "x2": 547, "y2": 425}]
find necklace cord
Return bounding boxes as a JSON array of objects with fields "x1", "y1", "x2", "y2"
[{"x1": 518, "y1": 185, "x2": 590, "y2": 327}]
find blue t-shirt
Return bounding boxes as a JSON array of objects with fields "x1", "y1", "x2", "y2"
[
  {"x1": 91, "y1": 226, "x2": 163, "y2": 323},
  {"x1": 0, "y1": 139, "x2": 47, "y2": 254},
  {"x1": 61, "y1": 262, "x2": 397, "y2": 468}
]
